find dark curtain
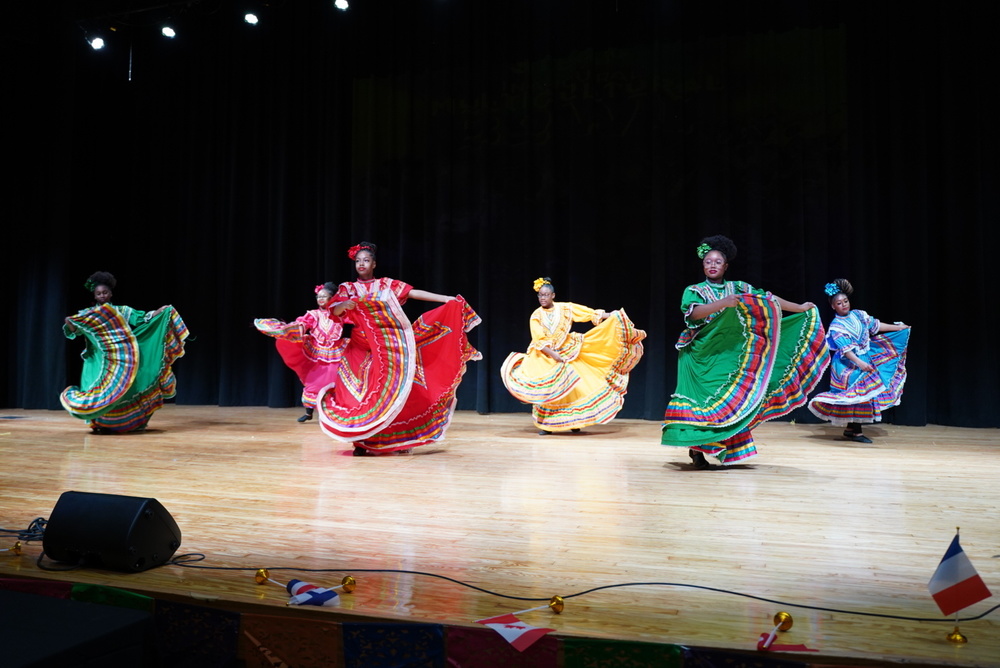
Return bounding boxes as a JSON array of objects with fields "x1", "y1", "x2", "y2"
[{"x1": 3, "y1": 1, "x2": 996, "y2": 428}]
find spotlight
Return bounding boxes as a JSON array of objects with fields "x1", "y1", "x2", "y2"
[
  {"x1": 80, "y1": 24, "x2": 111, "y2": 51},
  {"x1": 244, "y1": 13, "x2": 259, "y2": 25},
  {"x1": 161, "y1": 26, "x2": 176, "y2": 38},
  {"x1": 334, "y1": 0, "x2": 349, "y2": 10}
]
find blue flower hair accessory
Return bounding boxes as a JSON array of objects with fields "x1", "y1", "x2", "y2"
[
  {"x1": 824, "y1": 282, "x2": 840, "y2": 297},
  {"x1": 696, "y1": 243, "x2": 712, "y2": 259}
]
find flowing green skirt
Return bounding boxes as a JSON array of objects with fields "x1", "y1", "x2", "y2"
[
  {"x1": 61, "y1": 305, "x2": 190, "y2": 432},
  {"x1": 662, "y1": 294, "x2": 828, "y2": 463}
]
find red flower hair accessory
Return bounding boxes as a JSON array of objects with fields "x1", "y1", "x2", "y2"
[
  {"x1": 314, "y1": 284, "x2": 327, "y2": 294},
  {"x1": 347, "y1": 244, "x2": 362, "y2": 259}
]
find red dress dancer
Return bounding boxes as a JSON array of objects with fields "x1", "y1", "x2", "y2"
[
  {"x1": 318, "y1": 242, "x2": 481, "y2": 455},
  {"x1": 255, "y1": 282, "x2": 348, "y2": 422}
]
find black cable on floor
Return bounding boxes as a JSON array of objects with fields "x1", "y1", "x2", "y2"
[
  {"x1": 0, "y1": 518, "x2": 47, "y2": 543},
  {"x1": 166, "y1": 553, "x2": 999, "y2": 623}
]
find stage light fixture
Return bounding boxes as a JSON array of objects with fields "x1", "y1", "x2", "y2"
[
  {"x1": 334, "y1": 0, "x2": 349, "y2": 11},
  {"x1": 80, "y1": 23, "x2": 111, "y2": 51},
  {"x1": 244, "y1": 12, "x2": 259, "y2": 25},
  {"x1": 161, "y1": 26, "x2": 177, "y2": 38}
]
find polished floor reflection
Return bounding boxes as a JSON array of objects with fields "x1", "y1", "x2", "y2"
[{"x1": 1, "y1": 406, "x2": 997, "y2": 665}]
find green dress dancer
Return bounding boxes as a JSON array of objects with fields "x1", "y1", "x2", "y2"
[
  {"x1": 61, "y1": 272, "x2": 189, "y2": 433},
  {"x1": 661, "y1": 236, "x2": 829, "y2": 468}
]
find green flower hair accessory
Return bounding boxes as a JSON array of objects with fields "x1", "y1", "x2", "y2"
[
  {"x1": 696, "y1": 243, "x2": 712, "y2": 259},
  {"x1": 84, "y1": 279, "x2": 97, "y2": 292},
  {"x1": 824, "y1": 282, "x2": 840, "y2": 297}
]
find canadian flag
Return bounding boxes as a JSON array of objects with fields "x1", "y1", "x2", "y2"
[{"x1": 475, "y1": 613, "x2": 555, "y2": 652}]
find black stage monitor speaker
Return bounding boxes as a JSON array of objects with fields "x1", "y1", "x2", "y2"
[{"x1": 43, "y1": 491, "x2": 182, "y2": 572}]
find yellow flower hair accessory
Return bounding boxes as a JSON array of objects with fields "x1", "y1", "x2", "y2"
[{"x1": 533, "y1": 277, "x2": 547, "y2": 293}]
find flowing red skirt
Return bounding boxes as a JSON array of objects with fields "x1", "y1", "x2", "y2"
[{"x1": 317, "y1": 295, "x2": 481, "y2": 452}]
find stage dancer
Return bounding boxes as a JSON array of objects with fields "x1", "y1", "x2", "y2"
[
  {"x1": 318, "y1": 242, "x2": 481, "y2": 455},
  {"x1": 661, "y1": 236, "x2": 829, "y2": 469},
  {"x1": 255, "y1": 282, "x2": 348, "y2": 422},
  {"x1": 501, "y1": 277, "x2": 646, "y2": 435},
  {"x1": 808, "y1": 279, "x2": 911, "y2": 443},
  {"x1": 61, "y1": 271, "x2": 189, "y2": 434}
]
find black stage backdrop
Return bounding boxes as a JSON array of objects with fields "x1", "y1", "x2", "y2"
[{"x1": 3, "y1": 1, "x2": 997, "y2": 428}]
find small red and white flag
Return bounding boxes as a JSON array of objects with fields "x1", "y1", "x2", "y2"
[
  {"x1": 928, "y1": 533, "x2": 992, "y2": 616},
  {"x1": 756, "y1": 632, "x2": 817, "y2": 652},
  {"x1": 475, "y1": 613, "x2": 555, "y2": 652},
  {"x1": 286, "y1": 579, "x2": 340, "y2": 607}
]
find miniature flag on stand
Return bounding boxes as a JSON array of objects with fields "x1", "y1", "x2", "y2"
[
  {"x1": 286, "y1": 579, "x2": 340, "y2": 607},
  {"x1": 928, "y1": 533, "x2": 992, "y2": 616},
  {"x1": 475, "y1": 613, "x2": 555, "y2": 652},
  {"x1": 756, "y1": 633, "x2": 817, "y2": 652},
  {"x1": 754, "y1": 611, "x2": 817, "y2": 653},
  {"x1": 254, "y1": 569, "x2": 356, "y2": 608}
]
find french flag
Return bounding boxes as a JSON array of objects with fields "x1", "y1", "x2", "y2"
[
  {"x1": 927, "y1": 534, "x2": 992, "y2": 616},
  {"x1": 286, "y1": 579, "x2": 340, "y2": 607}
]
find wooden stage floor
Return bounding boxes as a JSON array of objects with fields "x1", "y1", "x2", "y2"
[{"x1": 1, "y1": 406, "x2": 998, "y2": 666}]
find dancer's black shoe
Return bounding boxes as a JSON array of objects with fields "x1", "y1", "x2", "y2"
[{"x1": 689, "y1": 449, "x2": 710, "y2": 470}]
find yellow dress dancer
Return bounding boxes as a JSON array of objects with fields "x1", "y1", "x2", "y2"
[{"x1": 501, "y1": 277, "x2": 646, "y2": 434}]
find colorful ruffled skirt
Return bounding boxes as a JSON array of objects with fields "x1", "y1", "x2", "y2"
[
  {"x1": 661, "y1": 293, "x2": 828, "y2": 464},
  {"x1": 500, "y1": 309, "x2": 646, "y2": 431},
  {"x1": 317, "y1": 295, "x2": 481, "y2": 452},
  {"x1": 254, "y1": 319, "x2": 348, "y2": 409},
  {"x1": 60, "y1": 304, "x2": 190, "y2": 433},
  {"x1": 808, "y1": 329, "x2": 909, "y2": 426}
]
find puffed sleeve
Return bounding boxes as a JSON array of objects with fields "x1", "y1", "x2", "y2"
[
  {"x1": 334, "y1": 282, "x2": 354, "y2": 302},
  {"x1": 680, "y1": 286, "x2": 705, "y2": 316},
  {"x1": 733, "y1": 280, "x2": 765, "y2": 296},
  {"x1": 680, "y1": 286, "x2": 710, "y2": 328},
  {"x1": 295, "y1": 310, "x2": 319, "y2": 332},
  {"x1": 862, "y1": 310, "x2": 881, "y2": 335},
  {"x1": 569, "y1": 303, "x2": 605, "y2": 325},
  {"x1": 384, "y1": 278, "x2": 413, "y2": 303},
  {"x1": 117, "y1": 305, "x2": 148, "y2": 327},
  {"x1": 828, "y1": 322, "x2": 858, "y2": 357}
]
